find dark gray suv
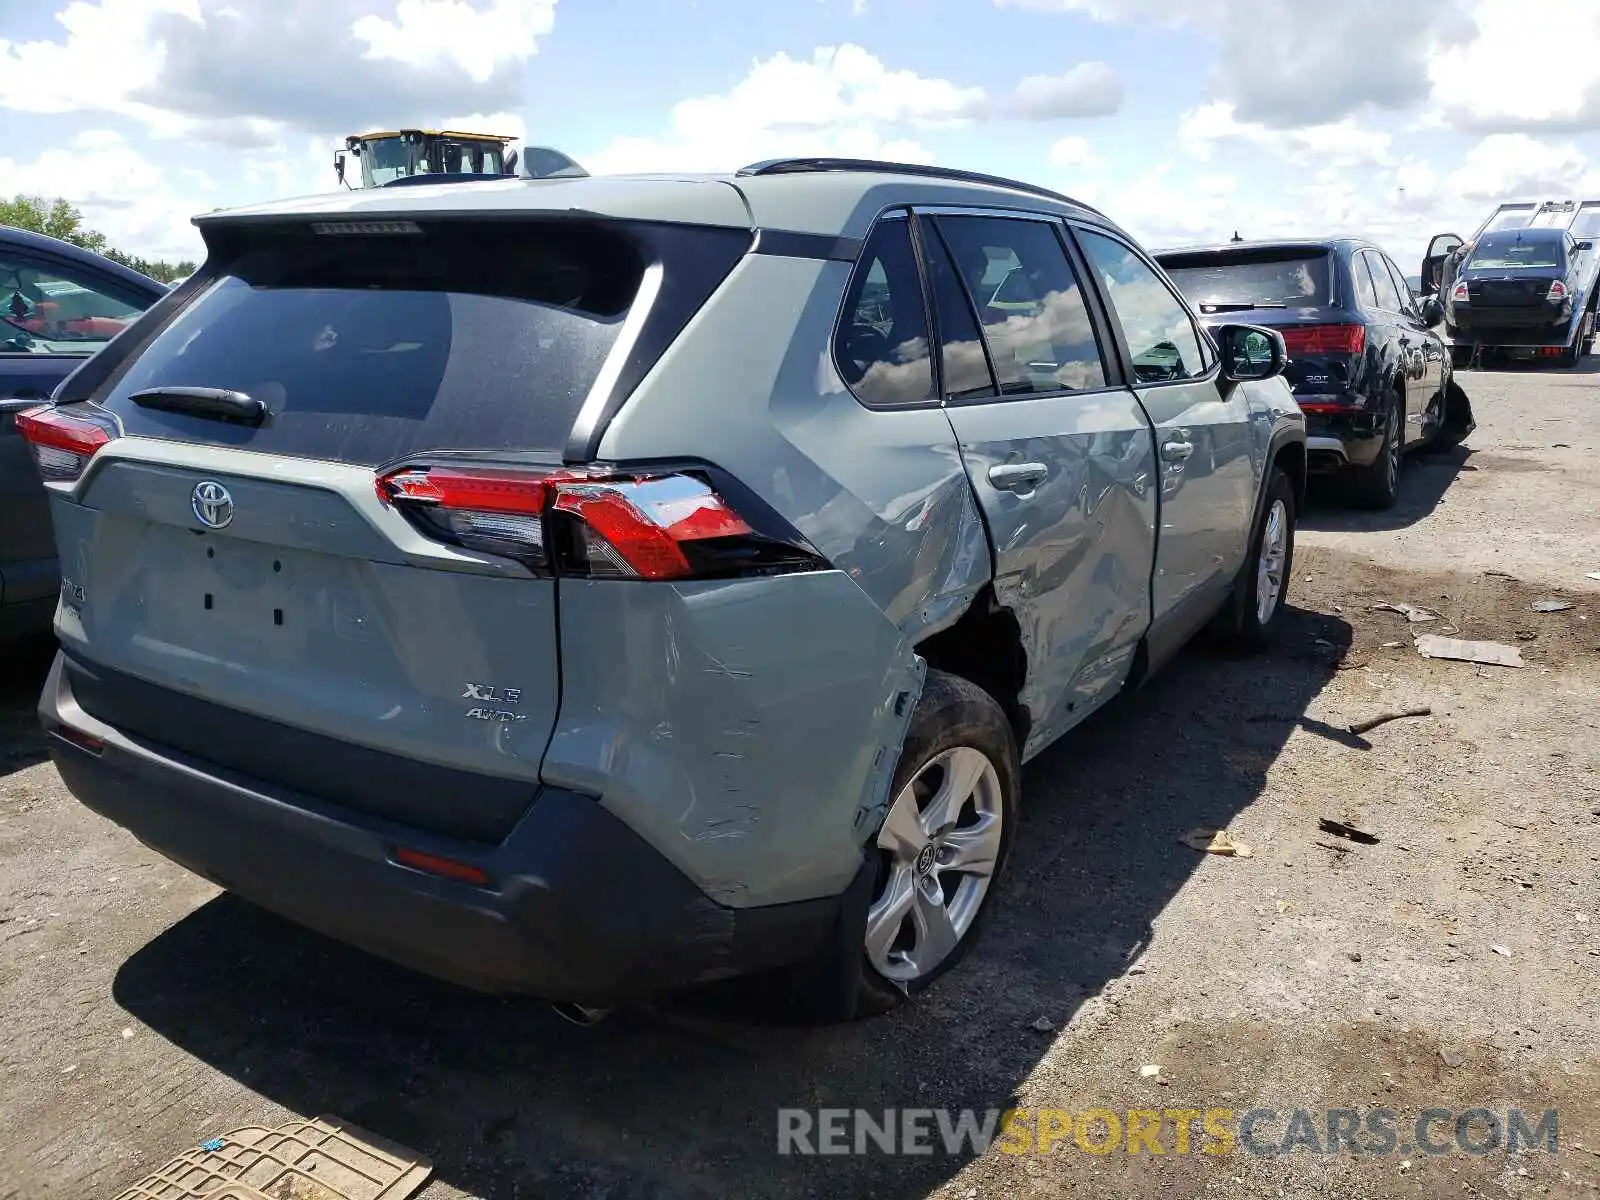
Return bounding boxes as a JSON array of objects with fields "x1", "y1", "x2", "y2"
[{"x1": 24, "y1": 158, "x2": 1306, "y2": 1022}]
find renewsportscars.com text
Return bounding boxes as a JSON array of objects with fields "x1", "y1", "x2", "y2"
[{"x1": 776, "y1": 1107, "x2": 1559, "y2": 1157}]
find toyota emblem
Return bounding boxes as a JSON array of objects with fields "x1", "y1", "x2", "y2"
[{"x1": 191, "y1": 480, "x2": 235, "y2": 529}]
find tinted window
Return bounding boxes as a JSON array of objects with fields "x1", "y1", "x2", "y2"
[
  {"x1": 1466, "y1": 234, "x2": 1565, "y2": 270},
  {"x1": 1366, "y1": 252, "x2": 1404, "y2": 312},
  {"x1": 1351, "y1": 253, "x2": 1380, "y2": 309},
  {"x1": 1160, "y1": 250, "x2": 1331, "y2": 307},
  {"x1": 934, "y1": 216, "x2": 1106, "y2": 394},
  {"x1": 921, "y1": 225, "x2": 997, "y2": 401},
  {"x1": 98, "y1": 220, "x2": 643, "y2": 464},
  {"x1": 1379, "y1": 255, "x2": 1416, "y2": 312},
  {"x1": 1, "y1": 251, "x2": 148, "y2": 355},
  {"x1": 835, "y1": 216, "x2": 936, "y2": 408},
  {"x1": 1075, "y1": 227, "x2": 1207, "y2": 384}
]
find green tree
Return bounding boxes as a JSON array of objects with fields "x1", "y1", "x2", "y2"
[
  {"x1": 0, "y1": 195, "x2": 108, "y2": 252},
  {"x1": 2, "y1": 193, "x2": 196, "y2": 282}
]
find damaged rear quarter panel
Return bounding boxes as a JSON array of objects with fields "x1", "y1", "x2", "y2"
[{"x1": 540, "y1": 572, "x2": 924, "y2": 908}]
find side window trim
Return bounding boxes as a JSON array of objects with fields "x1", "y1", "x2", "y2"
[
  {"x1": 915, "y1": 208, "x2": 1129, "y2": 407},
  {"x1": 1064, "y1": 221, "x2": 1221, "y2": 391},
  {"x1": 916, "y1": 214, "x2": 1001, "y2": 403}
]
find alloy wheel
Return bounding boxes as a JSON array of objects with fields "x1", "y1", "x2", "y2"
[
  {"x1": 865, "y1": 746, "x2": 1003, "y2": 984},
  {"x1": 1255, "y1": 498, "x2": 1289, "y2": 626}
]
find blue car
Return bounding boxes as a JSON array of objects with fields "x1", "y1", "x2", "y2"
[{"x1": 1, "y1": 226, "x2": 167, "y2": 641}]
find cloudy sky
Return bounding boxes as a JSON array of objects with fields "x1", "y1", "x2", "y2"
[{"x1": 3, "y1": 0, "x2": 1599, "y2": 269}]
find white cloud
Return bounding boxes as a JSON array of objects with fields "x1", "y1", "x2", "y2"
[
  {"x1": 1445, "y1": 134, "x2": 1600, "y2": 200},
  {"x1": 583, "y1": 45, "x2": 1122, "y2": 176},
  {"x1": 352, "y1": 0, "x2": 554, "y2": 81},
  {"x1": 1178, "y1": 103, "x2": 1393, "y2": 169},
  {"x1": 0, "y1": 0, "x2": 555, "y2": 146},
  {"x1": 1046, "y1": 135, "x2": 1103, "y2": 170},
  {"x1": 1429, "y1": 0, "x2": 1600, "y2": 133},
  {"x1": 996, "y1": 0, "x2": 1475, "y2": 128},
  {"x1": 0, "y1": 129, "x2": 206, "y2": 261},
  {"x1": 1010, "y1": 62, "x2": 1123, "y2": 120}
]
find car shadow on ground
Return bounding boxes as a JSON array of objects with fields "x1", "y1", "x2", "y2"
[
  {"x1": 110, "y1": 607, "x2": 1350, "y2": 1200},
  {"x1": 1299, "y1": 444, "x2": 1473, "y2": 534},
  {"x1": 0, "y1": 636, "x2": 56, "y2": 778}
]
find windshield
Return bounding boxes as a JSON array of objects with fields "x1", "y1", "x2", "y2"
[
  {"x1": 1159, "y1": 251, "x2": 1330, "y2": 307},
  {"x1": 358, "y1": 138, "x2": 410, "y2": 186},
  {"x1": 1465, "y1": 236, "x2": 1565, "y2": 271}
]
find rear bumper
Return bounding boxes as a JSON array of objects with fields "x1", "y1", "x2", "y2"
[
  {"x1": 39, "y1": 652, "x2": 850, "y2": 1005},
  {"x1": 1296, "y1": 399, "x2": 1386, "y2": 470},
  {"x1": 1449, "y1": 305, "x2": 1574, "y2": 345}
]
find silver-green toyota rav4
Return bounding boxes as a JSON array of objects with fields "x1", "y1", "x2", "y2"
[{"x1": 25, "y1": 158, "x2": 1306, "y2": 1023}]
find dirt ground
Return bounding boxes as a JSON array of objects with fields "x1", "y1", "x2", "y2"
[{"x1": 2, "y1": 360, "x2": 1598, "y2": 1200}]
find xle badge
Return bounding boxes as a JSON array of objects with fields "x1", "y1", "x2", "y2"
[{"x1": 462, "y1": 681, "x2": 527, "y2": 724}]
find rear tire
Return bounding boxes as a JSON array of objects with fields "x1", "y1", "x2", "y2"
[
  {"x1": 1347, "y1": 384, "x2": 1403, "y2": 510},
  {"x1": 785, "y1": 670, "x2": 1020, "y2": 1023}
]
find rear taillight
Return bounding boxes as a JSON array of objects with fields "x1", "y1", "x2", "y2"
[
  {"x1": 1451, "y1": 280, "x2": 1471, "y2": 303},
  {"x1": 376, "y1": 464, "x2": 826, "y2": 581},
  {"x1": 1548, "y1": 280, "x2": 1569, "y2": 301},
  {"x1": 15, "y1": 405, "x2": 115, "y2": 482},
  {"x1": 1280, "y1": 324, "x2": 1366, "y2": 356}
]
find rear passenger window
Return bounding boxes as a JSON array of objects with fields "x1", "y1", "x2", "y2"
[
  {"x1": 1075, "y1": 227, "x2": 1208, "y2": 384},
  {"x1": 1352, "y1": 253, "x2": 1381, "y2": 310},
  {"x1": 834, "y1": 216, "x2": 936, "y2": 408},
  {"x1": 921, "y1": 226, "x2": 998, "y2": 401},
  {"x1": 1367, "y1": 251, "x2": 1404, "y2": 312},
  {"x1": 933, "y1": 216, "x2": 1106, "y2": 395}
]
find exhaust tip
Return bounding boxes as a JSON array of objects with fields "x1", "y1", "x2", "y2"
[{"x1": 550, "y1": 1001, "x2": 612, "y2": 1027}]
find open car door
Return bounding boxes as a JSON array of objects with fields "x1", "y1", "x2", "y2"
[{"x1": 1421, "y1": 233, "x2": 1464, "y2": 297}]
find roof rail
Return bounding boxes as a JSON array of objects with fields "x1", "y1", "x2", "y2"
[{"x1": 734, "y1": 157, "x2": 1105, "y2": 218}]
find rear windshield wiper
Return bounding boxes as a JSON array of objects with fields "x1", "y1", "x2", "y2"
[
  {"x1": 1197, "y1": 300, "x2": 1290, "y2": 312},
  {"x1": 130, "y1": 386, "x2": 266, "y2": 426}
]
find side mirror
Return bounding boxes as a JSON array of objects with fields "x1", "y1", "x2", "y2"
[
  {"x1": 334, "y1": 151, "x2": 346, "y2": 186},
  {"x1": 1420, "y1": 296, "x2": 1444, "y2": 326},
  {"x1": 1218, "y1": 324, "x2": 1286, "y2": 383}
]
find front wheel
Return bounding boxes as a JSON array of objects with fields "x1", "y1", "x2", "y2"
[
  {"x1": 1221, "y1": 467, "x2": 1296, "y2": 650},
  {"x1": 787, "y1": 670, "x2": 1020, "y2": 1023}
]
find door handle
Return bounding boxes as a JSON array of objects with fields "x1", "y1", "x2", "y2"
[
  {"x1": 1160, "y1": 438, "x2": 1195, "y2": 463},
  {"x1": 987, "y1": 462, "x2": 1048, "y2": 492}
]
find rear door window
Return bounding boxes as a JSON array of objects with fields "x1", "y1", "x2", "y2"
[
  {"x1": 1365, "y1": 251, "x2": 1405, "y2": 312},
  {"x1": 95, "y1": 219, "x2": 647, "y2": 465},
  {"x1": 932, "y1": 215, "x2": 1107, "y2": 395}
]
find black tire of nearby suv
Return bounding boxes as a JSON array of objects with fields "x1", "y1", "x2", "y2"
[
  {"x1": 1219, "y1": 466, "x2": 1296, "y2": 651},
  {"x1": 785, "y1": 670, "x2": 1020, "y2": 1024},
  {"x1": 1347, "y1": 383, "x2": 1404, "y2": 510}
]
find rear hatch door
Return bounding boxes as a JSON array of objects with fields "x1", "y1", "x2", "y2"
[{"x1": 49, "y1": 217, "x2": 647, "y2": 843}]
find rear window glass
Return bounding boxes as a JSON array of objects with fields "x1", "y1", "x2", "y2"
[
  {"x1": 1160, "y1": 250, "x2": 1331, "y2": 308},
  {"x1": 96, "y1": 220, "x2": 644, "y2": 465},
  {"x1": 1466, "y1": 234, "x2": 1565, "y2": 271}
]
